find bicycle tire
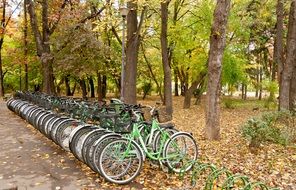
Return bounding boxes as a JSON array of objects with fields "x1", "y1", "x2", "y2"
[
  {"x1": 69, "y1": 125, "x2": 96, "y2": 161},
  {"x1": 163, "y1": 132, "x2": 198, "y2": 173},
  {"x1": 97, "y1": 138, "x2": 143, "y2": 184},
  {"x1": 81, "y1": 129, "x2": 106, "y2": 163},
  {"x1": 87, "y1": 133, "x2": 120, "y2": 172}
]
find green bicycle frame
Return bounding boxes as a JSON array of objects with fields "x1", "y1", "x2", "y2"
[{"x1": 124, "y1": 119, "x2": 175, "y2": 161}]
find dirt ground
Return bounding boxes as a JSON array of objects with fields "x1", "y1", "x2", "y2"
[{"x1": 0, "y1": 99, "x2": 100, "y2": 190}]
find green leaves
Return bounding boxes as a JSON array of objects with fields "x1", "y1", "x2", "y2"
[
  {"x1": 222, "y1": 48, "x2": 248, "y2": 86},
  {"x1": 242, "y1": 111, "x2": 296, "y2": 147}
]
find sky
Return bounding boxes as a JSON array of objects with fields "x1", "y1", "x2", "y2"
[{"x1": 8, "y1": 0, "x2": 22, "y2": 19}]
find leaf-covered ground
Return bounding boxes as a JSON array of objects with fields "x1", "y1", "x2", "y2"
[
  {"x1": 138, "y1": 96, "x2": 296, "y2": 190},
  {"x1": 0, "y1": 97, "x2": 295, "y2": 190}
]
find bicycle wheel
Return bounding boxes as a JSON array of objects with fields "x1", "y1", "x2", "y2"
[
  {"x1": 163, "y1": 132, "x2": 198, "y2": 173},
  {"x1": 51, "y1": 118, "x2": 75, "y2": 144},
  {"x1": 56, "y1": 120, "x2": 82, "y2": 151},
  {"x1": 81, "y1": 129, "x2": 106, "y2": 163},
  {"x1": 91, "y1": 133, "x2": 121, "y2": 173},
  {"x1": 69, "y1": 125, "x2": 96, "y2": 161},
  {"x1": 97, "y1": 138, "x2": 143, "y2": 184}
]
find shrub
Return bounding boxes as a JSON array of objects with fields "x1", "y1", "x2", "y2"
[
  {"x1": 223, "y1": 99, "x2": 236, "y2": 109},
  {"x1": 241, "y1": 111, "x2": 296, "y2": 148},
  {"x1": 263, "y1": 81, "x2": 278, "y2": 110}
]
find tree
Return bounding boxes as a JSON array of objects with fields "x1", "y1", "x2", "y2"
[
  {"x1": 290, "y1": 64, "x2": 296, "y2": 109},
  {"x1": 183, "y1": 72, "x2": 206, "y2": 109},
  {"x1": 0, "y1": 0, "x2": 21, "y2": 96},
  {"x1": 274, "y1": 0, "x2": 284, "y2": 83},
  {"x1": 279, "y1": 0, "x2": 296, "y2": 111},
  {"x1": 123, "y1": 2, "x2": 146, "y2": 104},
  {"x1": 26, "y1": 0, "x2": 68, "y2": 94},
  {"x1": 161, "y1": 0, "x2": 173, "y2": 119},
  {"x1": 24, "y1": 0, "x2": 28, "y2": 91},
  {"x1": 205, "y1": 0, "x2": 231, "y2": 140}
]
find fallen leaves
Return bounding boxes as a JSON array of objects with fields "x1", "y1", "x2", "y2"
[
  {"x1": 138, "y1": 96, "x2": 296, "y2": 189},
  {"x1": 2, "y1": 97, "x2": 295, "y2": 189}
]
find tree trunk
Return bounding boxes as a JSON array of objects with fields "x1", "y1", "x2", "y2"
[
  {"x1": 70, "y1": 81, "x2": 76, "y2": 96},
  {"x1": 177, "y1": 67, "x2": 189, "y2": 96},
  {"x1": 259, "y1": 52, "x2": 263, "y2": 100},
  {"x1": 194, "y1": 80, "x2": 205, "y2": 105},
  {"x1": 259, "y1": 66, "x2": 263, "y2": 100},
  {"x1": 274, "y1": 0, "x2": 284, "y2": 81},
  {"x1": 241, "y1": 83, "x2": 244, "y2": 99},
  {"x1": 161, "y1": 1, "x2": 173, "y2": 120},
  {"x1": 55, "y1": 77, "x2": 64, "y2": 96},
  {"x1": 79, "y1": 79, "x2": 87, "y2": 100},
  {"x1": 275, "y1": 0, "x2": 285, "y2": 102},
  {"x1": 141, "y1": 44, "x2": 164, "y2": 102},
  {"x1": 255, "y1": 68, "x2": 259, "y2": 98},
  {"x1": 97, "y1": 72, "x2": 107, "y2": 100},
  {"x1": 89, "y1": 77, "x2": 95, "y2": 98},
  {"x1": 142, "y1": 82, "x2": 151, "y2": 100},
  {"x1": 27, "y1": 0, "x2": 67, "y2": 95},
  {"x1": 123, "y1": 2, "x2": 139, "y2": 104},
  {"x1": 279, "y1": 1, "x2": 296, "y2": 110},
  {"x1": 258, "y1": 52, "x2": 262, "y2": 100},
  {"x1": 65, "y1": 75, "x2": 72, "y2": 96},
  {"x1": 290, "y1": 62, "x2": 296, "y2": 109},
  {"x1": 27, "y1": 0, "x2": 54, "y2": 94},
  {"x1": 174, "y1": 69, "x2": 179, "y2": 96},
  {"x1": 102, "y1": 75, "x2": 107, "y2": 98},
  {"x1": 244, "y1": 85, "x2": 247, "y2": 100},
  {"x1": 184, "y1": 81, "x2": 199, "y2": 109},
  {"x1": 0, "y1": 0, "x2": 6, "y2": 97},
  {"x1": 97, "y1": 72, "x2": 103, "y2": 101},
  {"x1": 0, "y1": 51, "x2": 4, "y2": 97},
  {"x1": 171, "y1": 1, "x2": 180, "y2": 97},
  {"x1": 183, "y1": 72, "x2": 206, "y2": 109},
  {"x1": 205, "y1": 0, "x2": 231, "y2": 140},
  {"x1": 41, "y1": 55, "x2": 55, "y2": 94},
  {"x1": 24, "y1": 0, "x2": 29, "y2": 91}
]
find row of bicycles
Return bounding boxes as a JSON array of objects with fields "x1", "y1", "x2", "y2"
[{"x1": 6, "y1": 91, "x2": 198, "y2": 184}]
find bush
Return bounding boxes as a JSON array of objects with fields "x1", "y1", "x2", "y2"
[
  {"x1": 241, "y1": 111, "x2": 296, "y2": 148},
  {"x1": 263, "y1": 81, "x2": 278, "y2": 110},
  {"x1": 223, "y1": 99, "x2": 236, "y2": 109}
]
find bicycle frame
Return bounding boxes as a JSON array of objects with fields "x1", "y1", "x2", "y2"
[{"x1": 124, "y1": 119, "x2": 174, "y2": 161}]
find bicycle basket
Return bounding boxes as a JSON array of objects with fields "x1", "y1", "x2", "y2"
[{"x1": 98, "y1": 113, "x2": 132, "y2": 133}]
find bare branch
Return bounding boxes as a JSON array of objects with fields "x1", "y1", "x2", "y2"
[
  {"x1": 136, "y1": 6, "x2": 147, "y2": 38},
  {"x1": 78, "y1": 0, "x2": 110, "y2": 24},
  {"x1": 27, "y1": 0, "x2": 43, "y2": 56},
  {"x1": 4, "y1": 0, "x2": 22, "y2": 28},
  {"x1": 111, "y1": 26, "x2": 122, "y2": 45}
]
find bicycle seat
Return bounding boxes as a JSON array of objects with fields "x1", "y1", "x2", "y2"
[
  {"x1": 143, "y1": 121, "x2": 152, "y2": 125},
  {"x1": 159, "y1": 122, "x2": 175, "y2": 129}
]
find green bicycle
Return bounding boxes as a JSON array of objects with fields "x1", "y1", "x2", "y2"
[{"x1": 93, "y1": 106, "x2": 198, "y2": 184}]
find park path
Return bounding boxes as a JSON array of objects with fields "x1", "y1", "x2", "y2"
[{"x1": 0, "y1": 100, "x2": 102, "y2": 190}]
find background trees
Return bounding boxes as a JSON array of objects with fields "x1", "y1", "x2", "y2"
[{"x1": 0, "y1": 0, "x2": 21, "y2": 96}]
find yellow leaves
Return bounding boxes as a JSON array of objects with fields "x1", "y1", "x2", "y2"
[
  {"x1": 43, "y1": 153, "x2": 50, "y2": 159},
  {"x1": 34, "y1": 182, "x2": 43, "y2": 186}
]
